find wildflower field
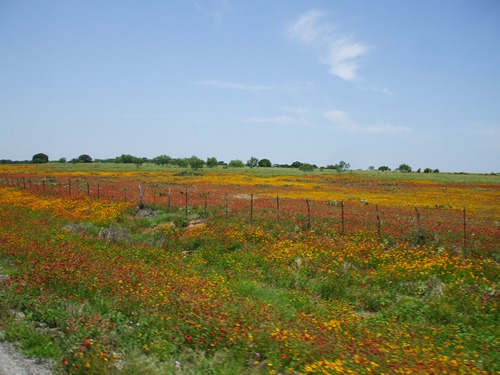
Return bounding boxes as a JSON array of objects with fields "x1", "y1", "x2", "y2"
[{"x1": 0, "y1": 164, "x2": 498, "y2": 374}]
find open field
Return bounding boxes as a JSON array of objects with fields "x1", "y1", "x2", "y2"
[{"x1": 0, "y1": 164, "x2": 499, "y2": 374}]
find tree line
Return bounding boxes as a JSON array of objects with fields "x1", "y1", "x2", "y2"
[{"x1": 0, "y1": 153, "x2": 441, "y2": 174}]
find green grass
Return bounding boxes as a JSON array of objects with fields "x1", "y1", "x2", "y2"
[{"x1": 8, "y1": 161, "x2": 499, "y2": 184}]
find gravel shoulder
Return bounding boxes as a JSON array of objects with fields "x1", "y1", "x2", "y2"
[{"x1": 0, "y1": 338, "x2": 53, "y2": 375}]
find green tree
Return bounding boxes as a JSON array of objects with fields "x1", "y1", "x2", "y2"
[
  {"x1": 58, "y1": 157, "x2": 67, "y2": 163},
  {"x1": 189, "y1": 155, "x2": 205, "y2": 170},
  {"x1": 206, "y1": 157, "x2": 218, "y2": 168},
  {"x1": 32, "y1": 153, "x2": 49, "y2": 164},
  {"x1": 397, "y1": 163, "x2": 412, "y2": 173},
  {"x1": 291, "y1": 161, "x2": 303, "y2": 168},
  {"x1": 378, "y1": 166, "x2": 391, "y2": 172},
  {"x1": 328, "y1": 160, "x2": 350, "y2": 173},
  {"x1": 152, "y1": 155, "x2": 172, "y2": 165},
  {"x1": 299, "y1": 163, "x2": 315, "y2": 172},
  {"x1": 228, "y1": 159, "x2": 244, "y2": 168},
  {"x1": 134, "y1": 157, "x2": 144, "y2": 168},
  {"x1": 258, "y1": 158, "x2": 272, "y2": 167},
  {"x1": 115, "y1": 154, "x2": 137, "y2": 163},
  {"x1": 78, "y1": 154, "x2": 93, "y2": 163},
  {"x1": 246, "y1": 157, "x2": 259, "y2": 168}
]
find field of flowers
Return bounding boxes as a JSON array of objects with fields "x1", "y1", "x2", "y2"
[{"x1": 0, "y1": 164, "x2": 498, "y2": 374}]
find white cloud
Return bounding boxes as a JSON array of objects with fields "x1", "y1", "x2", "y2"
[
  {"x1": 243, "y1": 116, "x2": 292, "y2": 125},
  {"x1": 287, "y1": 10, "x2": 368, "y2": 81},
  {"x1": 323, "y1": 110, "x2": 412, "y2": 134},
  {"x1": 194, "y1": 80, "x2": 274, "y2": 93},
  {"x1": 194, "y1": 0, "x2": 229, "y2": 24}
]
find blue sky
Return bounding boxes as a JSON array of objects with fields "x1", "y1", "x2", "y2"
[{"x1": 1, "y1": 1, "x2": 499, "y2": 172}]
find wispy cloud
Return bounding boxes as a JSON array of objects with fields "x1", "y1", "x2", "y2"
[
  {"x1": 194, "y1": 80, "x2": 274, "y2": 93},
  {"x1": 243, "y1": 116, "x2": 293, "y2": 125},
  {"x1": 193, "y1": 0, "x2": 229, "y2": 24},
  {"x1": 287, "y1": 10, "x2": 368, "y2": 82},
  {"x1": 324, "y1": 110, "x2": 412, "y2": 134}
]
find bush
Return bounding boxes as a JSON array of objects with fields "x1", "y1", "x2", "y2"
[
  {"x1": 228, "y1": 160, "x2": 244, "y2": 168},
  {"x1": 299, "y1": 163, "x2": 315, "y2": 172},
  {"x1": 32, "y1": 153, "x2": 49, "y2": 164}
]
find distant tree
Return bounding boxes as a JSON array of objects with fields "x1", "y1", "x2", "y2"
[
  {"x1": 152, "y1": 155, "x2": 172, "y2": 166},
  {"x1": 397, "y1": 163, "x2": 412, "y2": 173},
  {"x1": 206, "y1": 157, "x2": 218, "y2": 168},
  {"x1": 424, "y1": 168, "x2": 432, "y2": 173},
  {"x1": 58, "y1": 157, "x2": 67, "y2": 163},
  {"x1": 433, "y1": 169, "x2": 440, "y2": 173},
  {"x1": 32, "y1": 153, "x2": 49, "y2": 164},
  {"x1": 134, "y1": 157, "x2": 144, "y2": 168},
  {"x1": 368, "y1": 166, "x2": 375, "y2": 171},
  {"x1": 291, "y1": 161, "x2": 303, "y2": 168},
  {"x1": 299, "y1": 163, "x2": 315, "y2": 172},
  {"x1": 416, "y1": 168, "x2": 421, "y2": 173},
  {"x1": 115, "y1": 154, "x2": 137, "y2": 163},
  {"x1": 328, "y1": 160, "x2": 350, "y2": 173},
  {"x1": 189, "y1": 155, "x2": 205, "y2": 170},
  {"x1": 78, "y1": 154, "x2": 93, "y2": 163},
  {"x1": 246, "y1": 157, "x2": 259, "y2": 168},
  {"x1": 378, "y1": 166, "x2": 391, "y2": 172},
  {"x1": 228, "y1": 159, "x2": 244, "y2": 168},
  {"x1": 258, "y1": 158, "x2": 272, "y2": 168},
  {"x1": 172, "y1": 158, "x2": 189, "y2": 168}
]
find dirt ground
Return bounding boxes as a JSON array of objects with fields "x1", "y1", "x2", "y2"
[{"x1": 0, "y1": 338, "x2": 53, "y2": 375}]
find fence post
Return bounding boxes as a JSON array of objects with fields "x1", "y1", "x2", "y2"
[
  {"x1": 305, "y1": 198, "x2": 311, "y2": 230},
  {"x1": 138, "y1": 185, "x2": 144, "y2": 209},
  {"x1": 204, "y1": 192, "x2": 209, "y2": 216},
  {"x1": 97, "y1": 183, "x2": 100, "y2": 199},
  {"x1": 250, "y1": 194, "x2": 254, "y2": 223},
  {"x1": 463, "y1": 206, "x2": 467, "y2": 249},
  {"x1": 341, "y1": 201, "x2": 345, "y2": 235},
  {"x1": 414, "y1": 206, "x2": 422, "y2": 244},
  {"x1": 168, "y1": 188, "x2": 171, "y2": 211},
  {"x1": 68, "y1": 179, "x2": 71, "y2": 196},
  {"x1": 225, "y1": 192, "x2": 229, "y2": 219},
  {"x1": 276, "y1": 195, "x2": 280, "y2": 225},
  {"x1": 376, "y1": 204, "x2": 381, "y2": 239},
  {"x1": 185, "y1": 186, "x2": 188, "y2": 218}
]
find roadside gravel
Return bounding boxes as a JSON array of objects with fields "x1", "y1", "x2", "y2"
[{"x1": 0, "y1": 339, "x2": 53, "y2": 375}]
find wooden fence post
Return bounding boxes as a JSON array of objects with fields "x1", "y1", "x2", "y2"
[
  {"x1": 414, "y1": 206, "x2": 422, "y2": 244},
  {"x1": 341, "y1": 201, "x2": 345, "y2": 235},
  {"x1": 97, "y1": 183, "x2": 100, "y2": 199},
  {"x1": 225, "y1": 192, "x2": 229, "y2": 219},
  {"x1": 168, "y1": 188, "x2": 171, "y2": 211},
  {"x1": 204, "y1": 192, "x2": 209, "y2": 215},
  {"x1": 463, "y1": 206, "x2": 467, "y2": 249},
  {"x1": 250, "y1": 194, "x2": 254, "y2": 223},
  {"x1": 138, "y1": 185, "x2": 144, "y2": 209},
  {"x1": 305, "y1": 198, "x2": 311, "y2": 230},
  {"x1": 376, "y1": 204, "x2": 381, "y2": 239},
  {"x1": 185, "y1": 186, "x2": 188, "y2": 218},
  {"x1": 276, "y1": 195, "x2": 280, "y2": 225}
]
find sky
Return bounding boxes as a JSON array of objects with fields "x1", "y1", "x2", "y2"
[{"x1": 1, "y1": 1, "x2": 499, "y2": 173}]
